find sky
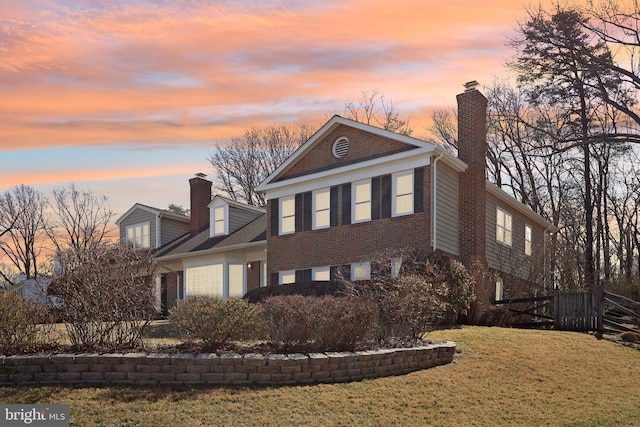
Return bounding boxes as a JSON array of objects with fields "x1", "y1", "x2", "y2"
[{"x1": 0, "y1": 0, "x2": 548, "y2": 219}]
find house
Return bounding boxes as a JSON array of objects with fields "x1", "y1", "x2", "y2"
[
  {"x1": 117, "y1": 177, "x2": 267, "y2": 314},
  {"x1": 256, "y1": 82, "x2": 558, "y2": 308},
  {"x1": 118, "y1": 82, "x2": 557, "y2": 313}
]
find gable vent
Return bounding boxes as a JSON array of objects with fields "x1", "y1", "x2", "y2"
[{"x1": 332, "y1": 137, "x2": 350, "y2": 159}]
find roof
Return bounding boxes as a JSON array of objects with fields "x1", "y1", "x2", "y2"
[
  {"x1": 208, "y1": 195, "x2": 266, "y2": 214},
  {"x1": 115, "y1": 203, "x2": 190, "y2": 225},
  {"x1": 156, "y1": 214, "x2": 266, "y2": 261}
]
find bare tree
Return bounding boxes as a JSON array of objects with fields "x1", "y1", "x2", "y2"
[
  {"x1": 209, "y1": 123, "x2": 315, "y2": 207},
  {"x1": 343, "y1": 89, "x2": 413, "y2": 135},
  {"x1": 47, "y1": 184, "x2": 115, "y2": 256},
  {"x1": 0, "y1": 185, "x2": 48, "y2": 280}
]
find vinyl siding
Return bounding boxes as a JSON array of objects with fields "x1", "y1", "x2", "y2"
[
  {"x1": 486, "y1": 192, "x2": 545, "y2": 283},
  {"x1": 229, "y1": 206, "x2": 263, "y2": 234},
  {"x1": 119, "y1": 209, "x2": 157, "y2": 248},
  {"x1": 435, "y1": 162, "x2": 459, "y2": 256},
  {"x1": 160, "y1": 217, "x2": 190, "y2": 246}
]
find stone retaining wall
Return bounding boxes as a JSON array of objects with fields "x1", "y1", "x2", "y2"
[{"x1": 0, "y1": 342, "x2": 455, "y2": 387}]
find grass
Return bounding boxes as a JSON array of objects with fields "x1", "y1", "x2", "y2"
[{"x1": 2, "y1": 326, "x2": 639, "y2": 426}]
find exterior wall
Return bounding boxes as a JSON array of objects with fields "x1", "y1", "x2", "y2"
[
  {"x1": 160, "y1": 217, "x2": 190, "y2": 246},
  {"x1": 228, "y1": 206, "x2": 262, "y2": 234},
  {"x1": 118, "y1": 209, "x2": 156, "y2": 248},
  {"x1": 267, "y1": 166, "x2": 432, "y2": 278},
  {"x1": 434, "y1": 161, "x2": 459, "y2": 256},
  {"x1": 247, "y1": 260, "x2": 261, "y2": 292},
  {"x1": 485, "y1": 192, "x2": 547, "y2": 285},
  {"x1": 279, "y1": 124, "x2": 416, "y2": 180},
  {"x1": 0, "y1": 343, "x2": 455, "y2": 387}
]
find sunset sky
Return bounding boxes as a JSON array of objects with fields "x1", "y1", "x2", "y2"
[{"x1": 1, "y1": 0, "x2": 546, "y2": 218}]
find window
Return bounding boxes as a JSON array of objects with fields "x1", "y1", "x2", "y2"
[
  {"x1": 313, "y1": 188, "x2": 330, "y2": 230},
  {"x1": 185, "y1": 264, "x2": 223, "y2": 298},
  {"x1": 352, "y1": 180, "x2": 371, "y2": 223},
  {"x1": 279, "y1": 270, "x2": 295, "y2": 285},
  {"x1": 228, "y1": 264, "x2": 245, "y2": 298},
  {"x1": 312, "y1": 266, "x2": 331, "y2": 281},
  {"x1": 280, "y1": 196, "x2": 295, "y2": 235},
  {"x1": 126, "y1": 222, "x2": 150, "y2": 249},
  {"x1": 213, "y1": 206, "x2": 226, "y2": 236},
  {"x1": 391, "y1": 257, "x2": 403, "y2": 279},
  {"x1": 393, "y1": 170, "x2": 414, "y2": 216},
  {"x1": 525, "y1": 225, "x2": 532, "y2": 256},
  {"x1": 496, "y1": 207, "x2": 512, "y2": 246},
  {"x1": 351, "y1": 262, "x2": 371, "y2": 281},
  {"x1": 495, "y1": 277, "x2": 504, "y2": 301}
]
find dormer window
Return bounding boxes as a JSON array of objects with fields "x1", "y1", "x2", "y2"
[
  {"x1": 126, "y1": 222, "x2": 150, "y2": 249},
  {"x1": 209, "y1": 200, "x2": 229, "y2": 237}
]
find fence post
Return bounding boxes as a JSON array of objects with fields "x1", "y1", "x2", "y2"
[{"x1": 596, "y1": 286, "x2": 604, "y2": 335}]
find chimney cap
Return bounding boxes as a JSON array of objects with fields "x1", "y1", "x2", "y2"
[
  {"x1": 195, "y1": 172, "x2": 207, "y2": 178},
  {"x1": 464, "y1": 81, "x2": 480, "y2": 92}
]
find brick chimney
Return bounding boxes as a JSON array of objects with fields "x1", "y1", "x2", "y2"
[
  {"x1": 189, "y1": 174, "x2": 212, "y2": 232},
  {"x1": 457, "y1": 81, "x2": 488, "y2": 269}
]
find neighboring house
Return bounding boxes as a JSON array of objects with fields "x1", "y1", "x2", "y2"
[
  {"x1": 117, "y1": 177, "x2": 267, "y2": 314},
  {"x1": 5, "y1": 274, "x2": 53, "y2": 305},
  {"x1": 256, "y1": 82, "x2": 558, "y2": 308}
]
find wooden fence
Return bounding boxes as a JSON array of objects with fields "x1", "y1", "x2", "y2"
[{"x1": 495, "y1": 290, "x2": 640, "y2": 334}]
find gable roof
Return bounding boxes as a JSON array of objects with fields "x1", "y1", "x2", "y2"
[
  {"x1": 208, "y1": 194, "x2": 266, "y2": 214},
  {"x1": 256, "y1": 115, "x2": 466, "y2": 194},
  {"x1": 156, "y1": 214, "x2": 266, "y2": 261},
  {"x1": 115, "y1": 203, "x2": 190, "y2": 225}
]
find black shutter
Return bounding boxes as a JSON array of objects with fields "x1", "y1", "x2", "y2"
[
  {"x1": 342, "y1": 184, "x2": 351, "y2": 225},
  {"x1": 414, "y1": 167, "x2": 424, "y2": 213},
  {"x1": 295, "y1": 269, "x2": 311, "y2": 283},
  {"x1": 304, "y1": 269, "x2": 312, "y2": 282},
  {"x1": 303, "y1": 192, "x2": 312, "y2": 231},
  {"x1": 271, "y1": 272, "x2": 279, "y2": 286},
  {"x1": 330, "y1": 266, "x2": 339, "y2": 281},
  {"x1": 381, "y1": 175, "x2": 392, "y2": 218},
  {"x1": 295, "y1": 193, "x2": 303, "y2": 233},
  {"x1": 330, "y1": 186, "x2": 339, "y2": 227},
  {"x1": 270, "y1": 198, "x2": 279, "y2": 236},
  {"x1": 371, "y1": 177, "x2": 381, "y2": 220}
]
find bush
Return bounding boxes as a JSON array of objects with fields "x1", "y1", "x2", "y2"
[
  {"x1": 345, "y1": 275, "x2": 444, "y2": 343},
  {"x1": 48, "y1": 243, "x2": 158, "y2": 352},
  {"x1": 0, "y1": 292, "x2": 52, "y2": 355},
  {"x1": 260, "y1": 295, "x2": 377, "y2": 352},
  {"x1": 170, "y1": 297, "x2": 262, "y2": 351},
  {"x1": 243, "y1": 281, "x2": 346, "y2": 303}
]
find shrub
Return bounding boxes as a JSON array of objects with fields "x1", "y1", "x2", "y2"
[
  {"x1": 48, "y1": 243, "x2": 158, "y2": 352},
  {"x1": 345, "y1": 275, "x2": 444, "y2": 343},
  {"x1": 170, "y1": 297, "x2": 262, "y2": 351},
  {"x1": 0, "y1": 292, "x2": 52, "y2": 355},
  {"x1": 260, "y1": 295, "x2": 377, "y2": 352},
  {"x1": 243, "y1": 281, "x2": 346, "y2": 303}
]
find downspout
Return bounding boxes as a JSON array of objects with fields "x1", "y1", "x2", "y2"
[
  {"x1": 156, "y1": 214, "x2": 162, "y2": 249},
  {"x1": 431, "y1": 151, "x2": 445, "y2": 251},
  {"x1": 543, "y1": 226, "x2": 552, "y2": 291}
]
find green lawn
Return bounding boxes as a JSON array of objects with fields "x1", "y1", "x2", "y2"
[{"x1": 2, "y1": 327, "x2": 639, "y2": 426}]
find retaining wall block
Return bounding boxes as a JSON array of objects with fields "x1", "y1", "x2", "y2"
[
  {"x1": 195, "y1": 354, "x2": 220, "y2": 366},
  {"x1": 171, "y1": 354, "x2": 195, "y2": 366}
]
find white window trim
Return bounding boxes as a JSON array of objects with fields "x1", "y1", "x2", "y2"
[
  {"x1": 392, "y1": 170, "x2": 414, "y2": 217},
  {"x1": 126, "y1": 221, "x2": 151, "y2": 249},
  {"x1": 525, "y1": 224, "x2": 532, "y2": 256},
  {"x1": 351, "y1": 262, "x2": 371, "y2": 281},
  {"x1": 212, "y1": 204, "x2": 229, "y2": 237},
  {"x1": 312, "y1": 188, "x2": 331, "y2": 230},
  {"x1": 495, "y1": 277, "x2": 504, "y2": 301},
  {"x1": 352, "y1": 179, "x2": 371, "y2": 224},
  {"x1": 496, "y1": 207, "x2": 513, "y2": 247},
  {"x1": 279, "y1": 270, "x2": 296, "y2": 285},
  {"x1": 279, "y1": 196, "x2": 296, "y2": 235},
  {"x1": 312, "y1": 266, "x2": 331, "y2": 281}
]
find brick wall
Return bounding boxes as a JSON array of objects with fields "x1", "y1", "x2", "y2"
[
  {"x1": 267, "y1": 166, "x2": 432, "y2": 275},
  {"x1": 280, "y1": 124, "x2": 416, "y2": 180},
  {"x1": 0, "y1": 343, "x2": 455, "y2": 387},
  {"x1": 189, "y1": 177, "x2": 212, "y2": 233}
]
